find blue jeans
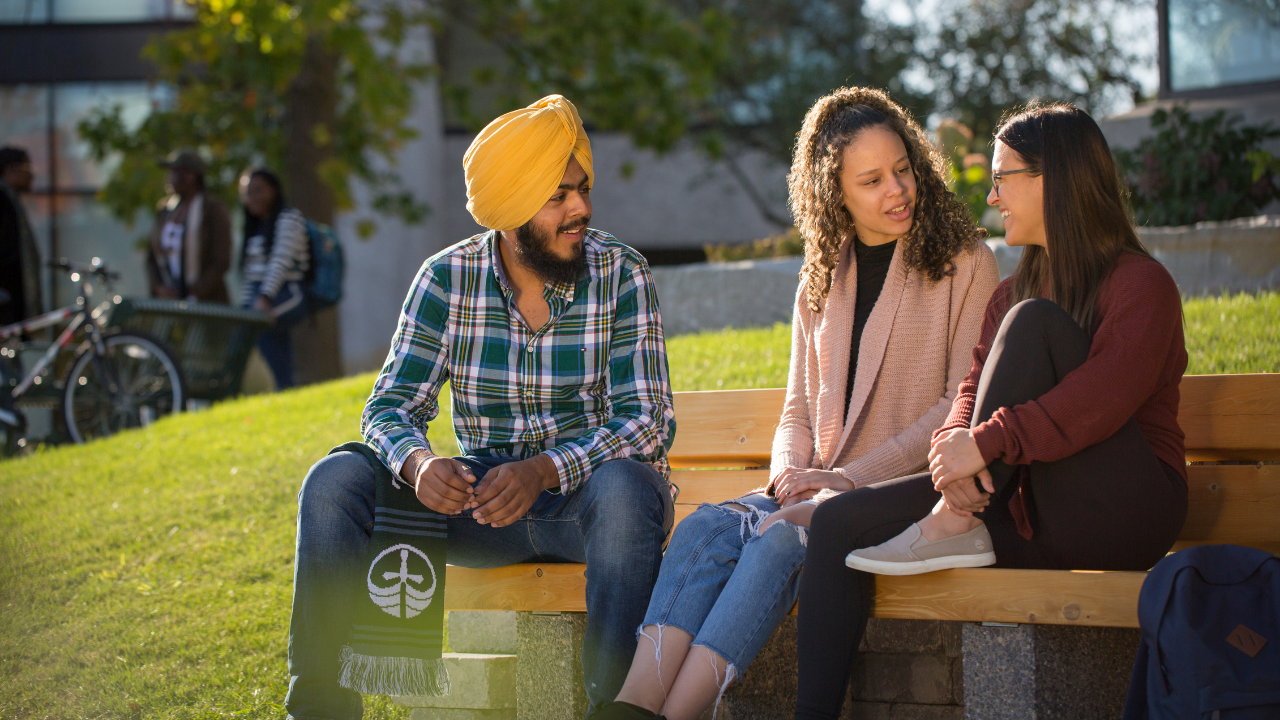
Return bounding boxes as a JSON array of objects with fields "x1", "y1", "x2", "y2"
[
  {"x1": 640, "y1": 492, "x2": 807, "y2": 679},
  {"x1": 285, "y1": 451, "x2": 674, "y2": 720},
  {"x1": 245, "y1": 281, "x2": 307, "y2": 390}
]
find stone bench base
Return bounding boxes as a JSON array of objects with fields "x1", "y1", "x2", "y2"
[{"x1": 400, "y1": 611, "x2": 1141, "y2": 719}]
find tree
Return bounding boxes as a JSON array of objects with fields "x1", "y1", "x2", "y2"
[
  {"x1": 80, "y1": 0, "x2": 431, "y2": 384},
  {"x1": 438, "y1": 0, "x2": 923, "y2": 227},
  {"x1": 913, "y1": 0, "x2": 1148, "y2": 142}
]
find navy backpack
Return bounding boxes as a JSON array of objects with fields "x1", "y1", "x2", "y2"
[{"x1": 1124, "y1": 544, "x2": 1280, "y2": 719}]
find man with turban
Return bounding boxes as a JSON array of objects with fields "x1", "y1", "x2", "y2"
[{"x1": 286, "y1": 95, "x2": 677, "y2": 719}]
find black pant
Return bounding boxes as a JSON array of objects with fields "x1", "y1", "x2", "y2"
[{"x1": 793, "y1": 298, "x2": 1187, "y2": 719}]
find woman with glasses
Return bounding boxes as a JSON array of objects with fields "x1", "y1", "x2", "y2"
[
  {"x1": 595, "y1": 86, "x2": 998, "y2": 720},
  {"x1": 793, "y1": 103, "x2": 1188, "y2": 719}
]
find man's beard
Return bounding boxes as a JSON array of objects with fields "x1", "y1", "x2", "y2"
[{"x1": 513, "y1": 216, "x2": 589, "y2": 285}]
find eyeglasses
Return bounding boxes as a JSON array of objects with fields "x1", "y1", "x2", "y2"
[{"x1": 991, "y1": 168, "x2": 1037, "y2": 197}]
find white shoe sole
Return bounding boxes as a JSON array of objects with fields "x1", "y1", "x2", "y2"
[{"x1": 844, "y1": 550, "x2": 996, "y2": 575}]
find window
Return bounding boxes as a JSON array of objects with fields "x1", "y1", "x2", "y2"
[
  {"x1": 1, "y1": 82, "x2": 165, "y2": 306},
  {"x1": 1167, "y1": 0, "x2": 1280, "y2": 92},
  {"x1": 0, "y1": 0, "x2": 192, "y2": 24}
]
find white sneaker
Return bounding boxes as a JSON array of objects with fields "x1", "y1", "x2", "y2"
[{"x1": 845, "y1": 522, "x2": 996, "y2": 575}]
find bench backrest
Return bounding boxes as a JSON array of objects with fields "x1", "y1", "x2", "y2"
[{"x1": 667, "y1": 374, "x2": 1280, "y2": 554}]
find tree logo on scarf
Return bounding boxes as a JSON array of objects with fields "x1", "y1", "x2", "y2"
[{"x1": 367, "y1": 544, "x2": 437, "y2": 619}]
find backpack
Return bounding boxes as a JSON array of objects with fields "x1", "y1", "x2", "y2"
[
  {"x1": 1124, "y1": 545, "x2": 1280, "y2": 720},
  {"x1": 303, "y1": 219, "x2": 344, "y2": 310}
]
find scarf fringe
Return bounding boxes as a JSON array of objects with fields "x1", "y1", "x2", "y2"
[{"x1": 337, "y1": 645, "x2": 451, "y2": 697}]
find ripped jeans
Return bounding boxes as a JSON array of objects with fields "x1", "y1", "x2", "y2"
[{"x1": 639, "y1": 492, "x2": 807, "y2": 682}]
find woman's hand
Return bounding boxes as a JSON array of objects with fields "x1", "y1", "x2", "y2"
[
  {"x1": 254, "y1": 295, "x2": 275, "y2": 324},
  {"x1": 771, "y1": 468, "x2": 852, "y2": 508},
  {"x1": 757, "y1": 501, "x2": 817, "y2": 535},
  {"x1": 940, "y1": 476, "x2": 991, "y2": 516},
  {"x1": 928, "y1": 428, "x2": 991, "y2": 492}
]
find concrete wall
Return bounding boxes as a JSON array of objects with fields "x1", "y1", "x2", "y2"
[{"x1": 440, "y1": 133, "x2": 792, "y2": 251}]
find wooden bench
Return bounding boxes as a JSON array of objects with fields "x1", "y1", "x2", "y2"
[{"x1": 440, "y1": 373, "x2": 1280, "y2": 718}]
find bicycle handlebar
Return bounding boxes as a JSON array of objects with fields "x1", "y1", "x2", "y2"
[{"x1": 49, "y1": 258, "x2": 121, "y2": 281}]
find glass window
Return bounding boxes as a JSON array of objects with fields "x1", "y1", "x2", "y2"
[
  {"x1": 0, "y1": 0, "x2": 49, "y2": 24},
  {"x1": 0, "y1": 85, "x2": 51, "y2": 192},
  {"x1": 54, "y1": 82, "x2": 163, "y2": 190},
  {"x1": 53, "y1": 0, "x2": 171, "y2": 23},
  {"x1": 1168, "y1": 0, "x2": 1280, "y2": 91},
  {"x1": 53, "y1": 196, "x2": 152, "y2": 303}
]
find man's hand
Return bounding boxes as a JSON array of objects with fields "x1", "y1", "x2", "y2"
[
  {"x1": 155, "y1": 286, "x2": 180, "y2": 299},
  {"x1": 771, "y1": 468, "x2": 852, "y2": 508},
  {"x1": 403, "y1": 451, "x2": 476, "y2": 515},
  {"x1": 472, "y1": 455, "x2": 559, "y2": 528},
  {"x1": 254, "y1": 295, "x2": 275, "y2": 324}
]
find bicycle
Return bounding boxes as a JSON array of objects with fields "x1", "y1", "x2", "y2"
[{"x1": 0, "y1": 258, "x2": 186, "y2": 454}]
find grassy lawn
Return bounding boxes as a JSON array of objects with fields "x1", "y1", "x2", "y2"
[{"x1": 0, "y1": 291, "x2": 1275, "y2": 719}]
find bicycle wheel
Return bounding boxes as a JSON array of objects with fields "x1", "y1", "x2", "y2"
[{"x1": 61, "y1": 331, "x2": 186, "y2": 444}]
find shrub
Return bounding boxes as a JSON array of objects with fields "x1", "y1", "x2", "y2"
[
  {"x1": 704, "y1": 228, "x2": 803, "y2": 262},
  {"x1": 1115, "y1": 106, "x2": 1280, "y2": 227}
]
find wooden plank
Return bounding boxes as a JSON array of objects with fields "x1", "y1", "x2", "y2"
[
  {"x1": 444, "y1": 564, "x2": 1146, "y2": 627},
  {"x1": 1176, "y1": 463, "x2": 1280, "y2": 552},
  {"x1": 444, "y1": 564, "x2": 588, "y2": 612},
  {"x1": 867, "y1": 569, "x2": 1146, "y2": 627},
  {"x1": 669, "y1": 388, "x2": 785, "y2": 467},
  {"x1": 671, "y1": 469, "x2": 770, "y2": 504},
  {"x1": 669, "y1": 374, "x2": 1280, "y2": 467},
  {"x1": 1180, "y1": 375, "x2": 1280, "y2": 460}
]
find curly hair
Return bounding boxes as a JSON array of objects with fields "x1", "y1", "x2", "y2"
[{"x1": 788, "y1": 87, "x2": 984, "y2": 313}]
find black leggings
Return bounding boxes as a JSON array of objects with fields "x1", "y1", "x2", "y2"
[{"x1": 793, "y1": 298, "x2": 1187, "y2": 719}]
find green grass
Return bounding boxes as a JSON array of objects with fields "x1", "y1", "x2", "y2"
[
  {"x1": 1182, "y1": 292, "x2": 1280, "y2": 374},
  {"x1": 0, "y1": 292, "x2": 1275, "y2": 718}
]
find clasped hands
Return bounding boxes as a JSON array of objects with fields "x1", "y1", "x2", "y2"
[
  {"x1": 755, "y1": 466, "x2": 852, "y2": 535},
  {"x1": 928, "y1": 428, "x2": 995, "y2": 516},
  {"x1": 404, "y1": 451, "x2": 558, "y2": 528}
]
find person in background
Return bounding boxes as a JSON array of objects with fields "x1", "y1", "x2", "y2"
[
  {"x1": 0, "y1": 146, "x2": 41, "y2": 326},
  {"x1": 238, "y1": 167, "x2": 310, "y2": 390},
  {"x1": 146, "y1": 150, "x2": 231, "y2": 304}
]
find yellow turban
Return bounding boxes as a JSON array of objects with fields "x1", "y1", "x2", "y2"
[{"x1": 463, "y1": 95, "x2": 594, "y2": 230}]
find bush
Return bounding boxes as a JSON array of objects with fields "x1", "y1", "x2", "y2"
[
  {"x1": 704, "y1": 228, "x2": 803, "y2": 262},
  {"x1": 1115, "y1": 106, "x2": 1280, "y2": 227},
  {"x1": 935, "y1": 119, "x2": 996, "y2": 229}
]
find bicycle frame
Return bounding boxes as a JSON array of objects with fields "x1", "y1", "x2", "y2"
[{"x1": 0, "y1": 262, "x2": 120, "y2": 399}]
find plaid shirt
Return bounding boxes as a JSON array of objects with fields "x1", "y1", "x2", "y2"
[{"x1": 361, "y1": 228, "x2": 676, "y2": 495}]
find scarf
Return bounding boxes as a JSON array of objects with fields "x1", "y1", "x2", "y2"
[{"x1": 331, "y1": 441, "x2": 451, "y2": 697}]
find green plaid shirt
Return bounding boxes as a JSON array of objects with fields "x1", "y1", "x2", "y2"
[{"x1": 361, "y1": 228, "x2": 675, "y2": 494}]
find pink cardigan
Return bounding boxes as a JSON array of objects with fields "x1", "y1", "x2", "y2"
[{"x1": 769, "y1": 237, "x2": 999, "y2": 499}]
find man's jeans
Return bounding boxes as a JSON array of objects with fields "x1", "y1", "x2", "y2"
[{"x1": 285, "y1": 451, "x2": 674, "y2": 720}]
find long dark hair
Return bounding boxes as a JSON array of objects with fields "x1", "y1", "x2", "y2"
[
  {"x1": 241, "y1": 167, "x2": 286, "y2": 262},
  {"x1": 996, "y1": 103, "x2": 1152, "y2": 330},
  {"x1": 789, "y1": 87, "x2": 982, "y2": 313}
]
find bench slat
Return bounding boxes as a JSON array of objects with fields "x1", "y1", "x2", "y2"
[
  {"x1": 443, "y1": 564, "x2": 1147, "y2": 627},
  {"x1": 1180, "y1": 374, "x2": 1280, "y2": 460},
  {"x1": 668, "y1": 374, "x2": 1280, "y2": 466},
  {"x1": 1180, "y1": 463, "x2": 1280, "y2": 552}
]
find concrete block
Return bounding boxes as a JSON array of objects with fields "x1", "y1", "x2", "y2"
[
  {"x1": 394, "y1": 653, "x2": 516, "y2": 709},
  {"x1": 649, "y1": 258, "x2": 801, "y2": 336},
  {"x1": 843, "y1": 701, "x2": 892, "y2": 720},
  {"x1": 860, "y1": 619, "x2": 945, "y2": 654},
  {"x1": 962, "y1": 623, "x2": 1140, "y2": 720},
  {"x1": 888, "y1": 705, "x2": 964, "y2": 720},
  {"x1": 851, "y1": 653, "x2": 953, "y2": 705},
  {"x1": 411, "y1": 710, "x2": 515, "y2": 720},
  {"x1": 724, "y1": 616, "x2": 797, "y2": 720},
  {"x1": 941, "y1": 623, "x2": 962, "y2": 658},
  {"x1": 450, "y1": 611, "x2": 517, "y2": 654},
  {"x1": 516, "y1": 612, "x2": 588, "y2": 720}
]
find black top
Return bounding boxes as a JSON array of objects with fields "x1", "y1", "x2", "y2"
[
  {"x1": 0, "y1": 186, "x2": 27, "y2": 325},
  {"x1": 844, "y1": 238, "x2": 897, "y2": 417}
]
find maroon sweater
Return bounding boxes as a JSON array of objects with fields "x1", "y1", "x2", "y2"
[{"x1": 937, "y1": 253, "x2": 1188, "y2": 480}]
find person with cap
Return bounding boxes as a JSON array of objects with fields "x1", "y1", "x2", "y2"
[
  {"x1": 0, "y1": 145, "x2": 42, "y2": 326},
  {"x1": 285, "y1": 95, "x2": 677, "y2": 720},
  {"x1": 145, "y1": 149, "x2": 232, "y2": 303}
]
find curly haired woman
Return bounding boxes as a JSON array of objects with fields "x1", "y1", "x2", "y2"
[{"x1": 593, "y1": 87, "x2": 999, "y2": 720}]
